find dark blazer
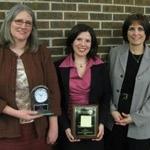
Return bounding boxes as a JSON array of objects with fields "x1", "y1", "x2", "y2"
[{"x1": 55, "y1": 57, "x2": 112, "y2": 133}]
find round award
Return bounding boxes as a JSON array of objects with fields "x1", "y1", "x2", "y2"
[
  {"x1": 31, "y1": 85, "x2": 53, "y2": 115},
  {"x1": 34, "y1": 87, "x2": 48, "y2": 103}
]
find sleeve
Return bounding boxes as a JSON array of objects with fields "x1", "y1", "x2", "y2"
[
  {"x1": 54, "y1": 60, "x2": 70, "y2": 132},
  {"x1": 99, "y1": 64, "x2": 112, "y2": 125},
  {"x1": 130, "y1": 84, "x2": 150, "y2": 127},
  {"x1": 108, "y1": 49, "x2": 118, "y2": 113},
  {"x1": 40, "y1": 45, "x2": 61, "y2": 116},
  {"x1": 0, "y1": 99, "x2": 7, "y2": 113}
]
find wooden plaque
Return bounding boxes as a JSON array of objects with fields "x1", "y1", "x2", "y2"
[{"x1": 72, "y1": 105, "x2": 98, "y2": 139}]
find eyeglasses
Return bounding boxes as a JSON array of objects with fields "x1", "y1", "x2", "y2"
[{"x1": 13, "y1": 19, "x2": 33, "y2": 27}]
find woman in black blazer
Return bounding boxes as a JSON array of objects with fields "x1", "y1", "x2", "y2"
[{"x1": 55, "y1": 24, "x2": 111, "y2": 150}]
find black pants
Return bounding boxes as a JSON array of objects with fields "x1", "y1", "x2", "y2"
[
  {"x1": 57, "y1": 132, "x2": 104, "y2": 150},
  {"x1": 104, "y1": 127, "x2": 112, "y2": 150},
  {"x1": 110, "y1": 125, "x2": 150, "y2": 150}
]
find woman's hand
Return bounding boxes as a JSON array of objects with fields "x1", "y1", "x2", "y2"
[
  {"x1": 3, "y1": 105, "x2": 43, "y2": 121},
  {"x1": 116, "y1": 113, "x2": 133, "y2": 126},
  {"x1": 92, "y1": 123, "x2": 104, "y2": 141},
  {"x1": 111, "y1": 110, "x2": 123, "y2": 123},
  {"x1": 65, "y1": 128, "x2": 80, "y2": 142},
  {"x1": 17, "y1": 109, "x2": 43, "y2": 121},
  {"x1": 47, "y1": 116, "x2": 58, "y2": 144},
  {"x1": 111, "y1": 110, "x2": 133, "y2": 126}
]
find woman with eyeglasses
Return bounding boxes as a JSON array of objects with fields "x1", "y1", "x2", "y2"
[
  {"x1": 0, "y1": 3, "x2": 61, "y2": 150},
  {"x1": 108, "y1": 13, "x2": 150, "y2": 150}
]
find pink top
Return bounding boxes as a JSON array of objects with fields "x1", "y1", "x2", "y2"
[{"x1": 59, "y1": 54, "x2": 103, "y2": 106}]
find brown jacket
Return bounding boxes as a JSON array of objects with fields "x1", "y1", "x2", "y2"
[{"x1": 0, "y1": 45, "x2": 61, "y2": 138}]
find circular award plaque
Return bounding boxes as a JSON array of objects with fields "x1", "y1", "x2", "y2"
[
  {"x1": 34, "y1": 87, "x2": 48, "y2": 103},
  {"x1": 31, "y1": 85, "x2": 52, "y2": 115}
]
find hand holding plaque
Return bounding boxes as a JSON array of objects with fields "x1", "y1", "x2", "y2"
[
  {"x1": 31, "y1": 85, "x2": 54, "y2": 116},
  {"x1": 71, "y1": 105, "x2": 98, "y2": 139}
]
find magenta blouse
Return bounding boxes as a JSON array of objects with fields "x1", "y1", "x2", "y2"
[{"x1": 59, "y1": 54, "x2": 103, "y2": 106}]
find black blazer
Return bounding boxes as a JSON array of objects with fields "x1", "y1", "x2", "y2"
[{"x1": 55, "y1": 57, "x2": 112, "y2": 132}]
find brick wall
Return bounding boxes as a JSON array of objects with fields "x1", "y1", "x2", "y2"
[{"x1": 0, "y1": 0, "x2": 150, "y2": 61}]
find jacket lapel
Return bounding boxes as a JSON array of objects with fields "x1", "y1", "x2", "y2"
[
  {"x1": 137, "y1": 45, "x2": 150, "y2": 77},
  {"x1": 60, "y1": 68, "x2": 70, "y2": 93},
  {"x1": 119, "y1": 44, "x2": 129, "y2": 73}
]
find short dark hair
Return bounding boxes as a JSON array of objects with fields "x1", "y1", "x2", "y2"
[
  {"x1": 65, "y1": 24, "x2": 98, "y2": 59},
  {"x1": 122, "y1": 13, "x2": 150, "y2": 42}
]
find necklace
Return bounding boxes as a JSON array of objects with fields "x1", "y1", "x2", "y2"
[
  {"x1": 75, "y1": 62, "x2": 86, "y2": 68},
  {"x1": 131, "y1": 53, "x2": 143, "y2": 63},
  {"x1": 130, "y1": 48, "x2": 144, "y2": 63}
]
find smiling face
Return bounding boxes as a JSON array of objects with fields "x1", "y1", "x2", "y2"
[
  {"x1": 72, "y1": 31, "x2": 92, "y2": 59},
  {"x1": 127, "y1": 21, "x2": 146, "y2": 47},
  {"x1": 10, "y1": 11, "x2": 32, "y2": 44}
]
